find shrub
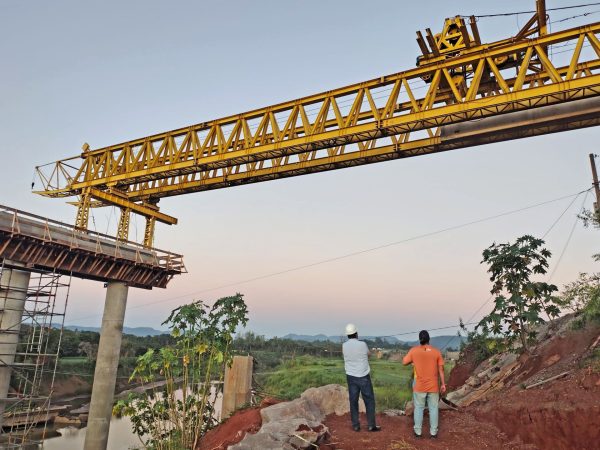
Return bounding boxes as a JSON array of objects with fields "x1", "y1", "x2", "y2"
[{"x1": 113, "y1": 294, "x2": 248, "y2": 450}]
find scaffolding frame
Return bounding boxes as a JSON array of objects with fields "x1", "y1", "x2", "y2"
[{"x1": 0, "y1": 261, "x2": 70, "y2": 448}]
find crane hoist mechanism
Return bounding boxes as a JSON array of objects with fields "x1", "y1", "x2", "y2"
[{"x1": 34, "y1": 0, "x2": 600, "y2": 248}]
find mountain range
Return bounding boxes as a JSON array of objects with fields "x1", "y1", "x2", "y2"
[
  {"x1": 64, "y1": 325, "x2": 167, "y2": 337},
  {"x1": 282, "y1": 333, "x2": 465, "y2": 350}
]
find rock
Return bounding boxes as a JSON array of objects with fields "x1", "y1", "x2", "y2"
[
  {"x1": 230, "y1": 418, "x2": 327, "y2": 450},
  {"x1": 232, "y1": 384, "x2": 358, "y2": 450},
  {"x1": 383, "y1": 409, "x2": 404, "y2": 416},
  {"x1": 228, "y1": 432, "x2": 294, "y2": 450},
  {"x1": 289, "y1": 422, "x2": 329, "y2": 449},
  {"x1": 466, "y1": 376, "x2": 481, "y2": 388},
  {"x1": 53, "y1": 416, "x2": 81, "y2": 425},
  {"x1": 261, "y1": 398, "x2": 322, "y2": 424},
  {"x1": 404, "y1": 400, "x2": 414, "y2": 416},
  {"x1": 301, "y1": 384, "x2": 364, "y2": 416}
]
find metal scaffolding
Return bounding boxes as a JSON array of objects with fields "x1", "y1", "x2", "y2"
[{"x1": 0, "y1": 262, "x2": 70, "y2": 448}]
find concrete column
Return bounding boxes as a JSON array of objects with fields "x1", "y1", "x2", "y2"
[
  {"x1": 222, "y1": 355, "x2": 253, "y2": 419},
  {"x1": 0, "y1": 262, "x2": 31, "y2": 428},
  {"x1": 84, "y1": 282, "x2": 129, "y2": 450}
]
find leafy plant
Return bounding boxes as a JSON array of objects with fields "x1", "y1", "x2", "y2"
[
  {"x1": 578, "y1": 208, "x2": 600, "y2": 261},
  {"x1": 561, "y1": 273, "x2": 600, "y2": 313},
  {"x1": 458, "y1": 318, "x2": 502, "y2": 364},
  {"x1": 113, "y1": 293, "x2": 248, "y2": 449},
  {"x1": 477, "y1": 235, "x2": 561, "y2": 352},
  {"x1": 566, "y1": 273, "x2": 600, "y2": 329}
]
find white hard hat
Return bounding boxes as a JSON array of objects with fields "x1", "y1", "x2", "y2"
[{"x1": 345, "y1": 323, "x2": 357, "y2": 335}]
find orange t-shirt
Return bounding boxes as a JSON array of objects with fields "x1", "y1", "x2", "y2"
[{"x1": 402, "y1": 345, "x2": 444, "y2": 393}]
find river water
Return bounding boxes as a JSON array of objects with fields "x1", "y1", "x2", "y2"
[
  {"x1": 43, "y1": 416, "x2": 141, "y2": 450},
  {"x1": 42, "y1": 388, "x2": 222, "y2": 449}
]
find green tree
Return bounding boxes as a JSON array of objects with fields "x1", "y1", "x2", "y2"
[
  {"x1": 113, "y1": 293, "x2": 248, "y2": 450},
  {"x1": 477, "y1": 235, "x2": 561, "y2": 352},
  {"x1": 579, "y1": 208, "x2": 600, "y2": 261},
  {"x1": 561, "y1": 273, "x2": 600, "y2": 313}
]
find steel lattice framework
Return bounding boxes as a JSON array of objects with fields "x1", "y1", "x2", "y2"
[{"x1": 35, "y1": 5, "x2": 600, "y2": 247}]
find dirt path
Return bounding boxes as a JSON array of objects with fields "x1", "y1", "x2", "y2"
[{"x1": 321, "y1": 411, "x2": 536, "y2": 450}]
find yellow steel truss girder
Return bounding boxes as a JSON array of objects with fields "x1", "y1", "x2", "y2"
[
  {"x1": 124, "y1": 101, "x2": 600, "y2": 199},
  {"x1": 34, "y1": 22, "x2": 600, "y2": 201},
  {"x1": 69, "y1": 73, "x2": 600, "y2": 191}
]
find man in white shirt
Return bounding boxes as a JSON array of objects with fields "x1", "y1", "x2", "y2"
[{"x1": 342, "y1": 323, "x2": 381, "y2": 432}]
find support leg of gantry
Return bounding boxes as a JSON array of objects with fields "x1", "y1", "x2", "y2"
[
  {"x1": 0, "y1": 262, "x2": 31, "y2": 429},
  {"x1": 84, "y1": 281, "x2": 129, "y2": 450}
]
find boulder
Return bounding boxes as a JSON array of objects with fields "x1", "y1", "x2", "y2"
[
  {"x1": 301, "y1": 384, "x2": 364, "y2": 416},
  {"x1": 261, "y1": 397, "x2": 322, "y2": 424},
  {"x1": 230, "y1": 384, "x2": 355, "y2": 450},
  {"x1": 230, "y1": 418, "x2": 328, "y2": 450}
]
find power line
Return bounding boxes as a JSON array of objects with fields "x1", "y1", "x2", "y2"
[
  {"x1": 436, "y1": 188, "x2": 589, "y2": 350},
  {"x1": 68, "y1": 188, "x2": 590, "y2": 323},
  {"x1": 378, "y1": 322, "x2": 479, "y2": 339},
  {"x1": 542, "y1": 190, "x2": 585, "y2": 238},
  {"x1": 549, "y1": 190, "x2": 590, "y2": 281},
  {"x1": 466, "y1": 2, "x2": 600, "y2": 18}
]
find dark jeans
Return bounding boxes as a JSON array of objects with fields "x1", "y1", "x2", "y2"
[{"x1": 346, "y1": 374, "x2": 376, "y2": 428}]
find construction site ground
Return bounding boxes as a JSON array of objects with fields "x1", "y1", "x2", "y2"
[{"x1": 200, "y1": 314, "x2": 600, "y2": 450}]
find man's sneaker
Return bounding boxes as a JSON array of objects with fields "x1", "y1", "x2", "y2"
[
  {"x1": 368, "y1": 426, "x2": 381, "y2": 432},
  {"x1": 352, "y1": 425, "x2": 360, "y2": 432},
  {"x1": 430, "y1": 434, "x2": 438, "y2": 439},
  {"x1": 414, "y1": 432, "x2": 422, "y2": 438}
]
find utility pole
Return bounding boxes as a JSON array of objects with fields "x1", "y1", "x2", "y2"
[{"x1": 590, "y1": 153, "x2": 600, "y2": 213}]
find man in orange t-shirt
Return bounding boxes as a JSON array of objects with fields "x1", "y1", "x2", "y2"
[{"x1": 402, "y1": 330, "x2": 446, "y2": 438}]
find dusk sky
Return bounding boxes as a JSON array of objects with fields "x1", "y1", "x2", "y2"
[{"x1": 2, "y1": 0, "x2": 599, "y2": 339}]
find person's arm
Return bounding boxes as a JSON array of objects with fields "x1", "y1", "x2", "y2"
[
  {"x1": 402, "y1": 349, "x2": 412, "y2": 366},
  {"x1": 438, "y1": 353, "x2": 446, "y2": 393}
]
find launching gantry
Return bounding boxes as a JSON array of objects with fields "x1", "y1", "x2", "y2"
[{"x1": 35, "y1": 1, "x2": 600, "y2": 249}]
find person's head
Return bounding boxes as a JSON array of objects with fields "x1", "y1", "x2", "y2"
[
  {"x1": 419, "y1": 330, "x2": 430, "y2": 345},
  {"x1": 345, "y1": 323, "x2": 358, "y2": 339}
]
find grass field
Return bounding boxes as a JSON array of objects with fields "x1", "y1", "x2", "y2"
[{"x1": 258, "y1": 355, "x2": 450, "y2": 411}]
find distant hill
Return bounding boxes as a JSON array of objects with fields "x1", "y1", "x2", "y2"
[
  {"x1": 406, "y1": 335, "x2": 466, "y2": 350},
  {"x1": 282, "y1": 334, "x2": 401, "y2": 345},
  {"x1": 281, "y1": 333, "x2": 465, "y2": 350},
  {"x1": 64, "y1": 325, "x2": 167, "y2": 337}
]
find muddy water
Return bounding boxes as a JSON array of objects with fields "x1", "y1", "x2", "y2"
[
  {"x1": 43, "y1": 416, "x2": 141, "y2": 450},
  {"x1": 42, "y1": 388, "x2": 222, "y2": 449}
]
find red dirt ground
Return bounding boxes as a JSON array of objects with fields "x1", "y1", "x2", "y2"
[
  {"x1": 198, "y1": 407, "x2": 261, "y2": 450},
  {"x1": 321, "y1": 411, "x2": 536, "y2": 450},
  {"x1": 198, "y1": 397, "x2": 281, "y2": 450}
]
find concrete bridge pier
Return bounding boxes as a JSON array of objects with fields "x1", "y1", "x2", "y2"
[
  {"x1": 84, "y1": 281, "x2": 129, "y2": 450},
  {"x1": 0, "y1": 262, "x2": 31, "y2": 428}
]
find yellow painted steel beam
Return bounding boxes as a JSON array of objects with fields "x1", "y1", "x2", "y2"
[{"x1": 88, "y1": 188, "x2": 177, "y2": 225}]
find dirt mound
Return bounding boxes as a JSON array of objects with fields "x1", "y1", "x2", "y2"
[
  {"x1": 447, "y1": 344, "x2": 479, "y2": 389},
  {"x1": 472, "y1": 320, "x2": 600, "y2": 450},
  {"x1": 198, "y1": 408, "x2": 262, "y2": 450}
]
